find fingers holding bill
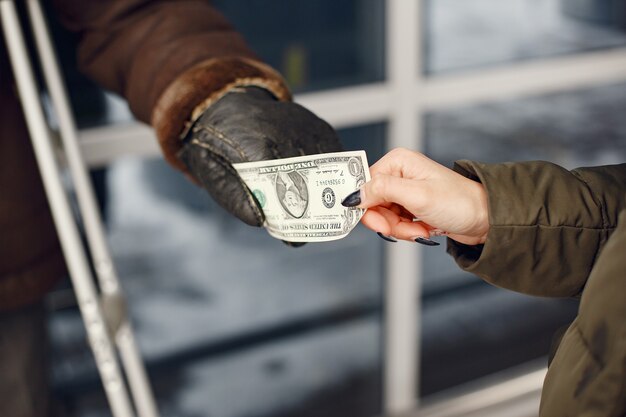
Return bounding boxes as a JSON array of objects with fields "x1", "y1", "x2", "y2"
[{"x1": 361, "y1": 206, "x2": 432, "y2": 242}]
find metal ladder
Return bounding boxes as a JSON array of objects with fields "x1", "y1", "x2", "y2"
[{"x1": 0, "y1": 1, "x2": 160, "y2": 416}]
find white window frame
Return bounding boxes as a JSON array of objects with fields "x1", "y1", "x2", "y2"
[{"x1": 77, "y1": 0, "x2": 626, "y2": 415}]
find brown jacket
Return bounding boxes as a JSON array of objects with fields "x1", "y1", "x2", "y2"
[
  {"x1": 0, "y1": 0, "x2": 290, "y2": 310},
  {"x1": 449, "y1": 161, "x2": 626, "y2": 416}
]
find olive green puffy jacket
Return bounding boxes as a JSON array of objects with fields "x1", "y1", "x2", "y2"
[{"x1": 448, "y1": 160, "x2": 626, "y2": 416}]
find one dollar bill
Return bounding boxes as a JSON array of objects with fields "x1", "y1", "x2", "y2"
[{"x1": 233, "y1": 151, "x2": 370, "y2": 242}]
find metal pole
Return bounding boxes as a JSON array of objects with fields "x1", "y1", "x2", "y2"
[
  {"x1": 24, "y1": 1, "x2": 160, "y2": 416},
  {"x1": 0, "y1": 2, "x2": 135, "y2": 416}
]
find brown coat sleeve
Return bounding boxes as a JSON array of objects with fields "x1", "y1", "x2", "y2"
[
  {"x1": 52, "y1": 0, "x2": 291, "y2": 171},
  {"x1": 447, "y1": 161, "x2": 626, "y2": 297}
]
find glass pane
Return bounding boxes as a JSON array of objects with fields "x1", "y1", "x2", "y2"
[
  {"x1": 50, "y1": 123, "x2": 387, "y2": 417},
  {"x1": 45, "y1": 0, "x2": 385, "y2": 128},
  {"x1": 419, "y1": 82, "x2": 626, "y2": 396},
  {"x1": 212, "y1": 0, "x2": 385, "y2": 93},
  {"x1": 424, "y1": 0, "x2": 626, "y2": 74}
]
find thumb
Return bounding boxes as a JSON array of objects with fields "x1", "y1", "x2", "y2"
[{"x1": 341, "y1": 173, "x2": 421, "y2": 209}]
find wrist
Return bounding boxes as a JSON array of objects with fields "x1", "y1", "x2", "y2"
[
  {"x1": 472, "y1": 181, "x2": 490, "y2": 244},
  {"x1": 190, "y1": 86, "x2": 279, "y2": 123},
  {"x1": 151, "y1": 57, "x2": 291, "y2": 174}
]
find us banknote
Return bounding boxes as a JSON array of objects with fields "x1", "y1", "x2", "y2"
[{"x1": 233, "y1": 151, "x2": 370, "y2": 242}]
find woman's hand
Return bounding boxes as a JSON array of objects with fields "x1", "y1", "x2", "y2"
[{"x1": 341, "y1": 148, "x2": 490, "y2": 246}]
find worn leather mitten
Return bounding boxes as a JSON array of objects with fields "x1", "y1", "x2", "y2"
[{"x1": 178, "y1": 86, "x2": 343, "y2": 229}]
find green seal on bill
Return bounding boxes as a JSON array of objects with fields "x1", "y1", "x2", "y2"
[{"x1": 252, "y1": 189, "x2": 266, "y2": 208}]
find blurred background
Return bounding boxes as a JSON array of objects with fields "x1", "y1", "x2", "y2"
[{"x1": 23, "y1": 0, "x2": 626, "y2": 416}]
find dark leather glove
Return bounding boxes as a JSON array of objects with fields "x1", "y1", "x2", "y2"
[{"x1": 178, "y1": 86, "x2": 343, "y2": 228}]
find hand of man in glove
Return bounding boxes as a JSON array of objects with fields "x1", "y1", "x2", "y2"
[{"x1": 178, "y1": 86, "x2": 343, "y2": 229}]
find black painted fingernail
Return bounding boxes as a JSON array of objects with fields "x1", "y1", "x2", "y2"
[
  {"x1": 377, "y1": 232, "x2": 397, "y2": 243},
  {"x1": 283, "y1": 240, "x2": 307, "y2": 248},
  {"x1": 341, "y1": 190, "x2": 361, "y2": 207},
  {"x1": 414, "y1": 237, "x2": 440, "y2": 246}
]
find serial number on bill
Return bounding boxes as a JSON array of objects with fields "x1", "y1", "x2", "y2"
[{"x1": 316, "y1": 178, "x2": 346, "y2": 186}]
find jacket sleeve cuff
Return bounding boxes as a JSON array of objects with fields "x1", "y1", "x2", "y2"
[
  {"x1": 446, "y1": 160, "x2": 618, "y2": 298},
  {"x1": 151, "y1": 57, "x2": 292, "y2": 173}
]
